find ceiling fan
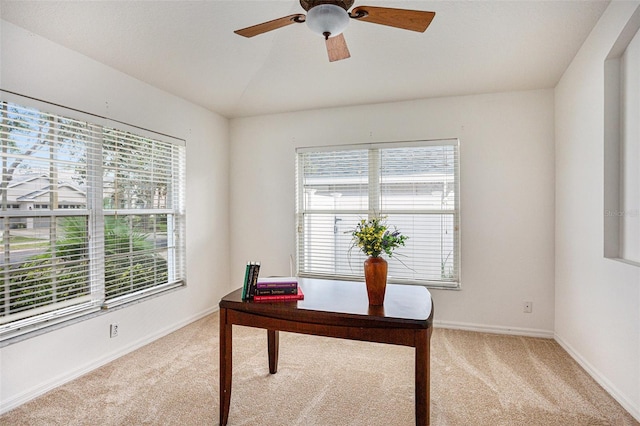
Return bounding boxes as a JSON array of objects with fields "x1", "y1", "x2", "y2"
[{"x1": 234, "y1": 0, "x2": 435, "y2": 62}]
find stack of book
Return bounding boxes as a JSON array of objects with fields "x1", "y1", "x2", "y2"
[
  {"x1": 253, "y1": 277, "x2": 303, "y2": 302},
  {"x1": 241, "y1": 263, "x2": 303, "y2": 302}
]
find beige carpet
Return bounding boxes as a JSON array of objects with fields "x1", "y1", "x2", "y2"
[{"x1": 1, "y1": 313, "x2": 637, "y2": 426}]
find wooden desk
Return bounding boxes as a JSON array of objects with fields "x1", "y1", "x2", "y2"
[{"x1": 219, "y1": 278, "x2": 434, "y2": 425}]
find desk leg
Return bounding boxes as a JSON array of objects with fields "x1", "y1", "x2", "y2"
[
  {"x1": 415, "y1": 327, "x2": 433, "y2": 426},
  {"x1": 219, "y1": 308, "x2": 232, "y2": 426},
  {"x1": 268, "y1": 330, "x2": 279, "y2": 374}
]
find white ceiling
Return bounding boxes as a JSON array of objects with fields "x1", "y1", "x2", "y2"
[{"x1": 1, "y1": 0, "x2": 609, "y2": 118}]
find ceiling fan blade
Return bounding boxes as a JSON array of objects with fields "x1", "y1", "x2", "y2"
[
  {"x1": 234, "y1": 14, "x2": 305, "y2": 38},
  {"x1": 326, "y1": 33, "x2": 351, "y2": 62},
  {"x1": 350, "y1": 6, "x2": 435, "y2": 33}
]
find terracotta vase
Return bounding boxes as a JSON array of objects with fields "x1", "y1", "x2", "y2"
[{"x1": 364, "y1": 256, "x2": 388, "y2": 306}]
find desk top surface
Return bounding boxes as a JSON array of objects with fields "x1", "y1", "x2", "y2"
[{"x1": 220, "y1": 278, "x2": 433, "y2": 327}]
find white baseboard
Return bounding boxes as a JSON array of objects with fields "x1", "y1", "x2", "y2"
[
  {"x1": 433, "y1": 319, "x2": 555, "y2": 339},
  {"x1": 0, "y1": 306, "x2": 218, "y2": 415},
  {"x1": 554, "y1": 333, "x2": 640, "y2": 423}
]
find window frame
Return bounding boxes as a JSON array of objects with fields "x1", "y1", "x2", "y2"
[
  {"x1": 0, "y1": 91, "x2": 186, "y2": 342},
  {"x1": 295, "y1": 139, "x2": 461, "y2": 289}
]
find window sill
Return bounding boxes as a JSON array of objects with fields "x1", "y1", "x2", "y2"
[
  {"x1": 605, "y1": 256, "x2": 640, "y2": 268},
  {"x1": 0, "y1": 283, "x2": 186, "y2": 348}
]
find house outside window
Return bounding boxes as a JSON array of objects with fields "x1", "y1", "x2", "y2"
[
  {"x1": 296, "y1": 139, "x2": 460, "y2": 288},
  {"x1": 0, "y1": 94, "x2": 186, "y2": 341}
]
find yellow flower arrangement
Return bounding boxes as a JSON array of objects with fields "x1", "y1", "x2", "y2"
[{"x1": 349, "y1": 215, "x2": 408, "y2": 258}]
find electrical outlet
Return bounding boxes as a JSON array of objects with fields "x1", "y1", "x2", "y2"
[
  {"x1": 110, "y1": 323, "x2": 119, "y2": 338},
  {"x1": 523, "y1": 302, "x2": 532, "y2": 313}
]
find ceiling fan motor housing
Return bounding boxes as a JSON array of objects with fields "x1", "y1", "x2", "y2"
[{"x1": 300, "y1": 0, "x2": 354, "y2": 11}]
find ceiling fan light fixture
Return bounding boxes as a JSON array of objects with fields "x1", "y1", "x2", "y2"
[{"x1": 306, "y1": 4, "x2": 350, "y2": 39}]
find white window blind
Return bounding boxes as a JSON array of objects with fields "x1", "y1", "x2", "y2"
[
  {"x1": 296, "y1": 140, "x2": 460, "y2": 288},
  {"x1": 101, "y1": 128, "x2": 186, "y2": 307},
  {"x1": 0, "y1": 93, "x2": 186, "y2": 340}
]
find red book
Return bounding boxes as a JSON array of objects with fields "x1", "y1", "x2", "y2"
[{"x1": 253, "y1": 286, "x2": 304, "y2": 302}]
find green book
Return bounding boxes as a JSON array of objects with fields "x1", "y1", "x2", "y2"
[{"x1": 241, "y1": 262, "x2": 251, "y2": 300}]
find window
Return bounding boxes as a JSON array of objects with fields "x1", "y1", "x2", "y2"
[
  {"x1": 296, "y1": 139, "x2": 460, "y2": 288},
  {"x1": 0, "y1": 94, "x2": 186, "y2": 340}
]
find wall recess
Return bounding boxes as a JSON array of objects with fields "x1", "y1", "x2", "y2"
[{"x1": 604, "y1": 6, "x2": 640, "y2": 267}]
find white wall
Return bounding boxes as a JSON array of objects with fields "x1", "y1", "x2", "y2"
[
  {"x1": 0, "y1": 21, "x2": 230, "y2": 412},
  {"x1": 555, "y1": 1, "x2": 640, "y2": 420},
  {"x1": 230, "y1": 89, "x2": 556, "y2": 337}
]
